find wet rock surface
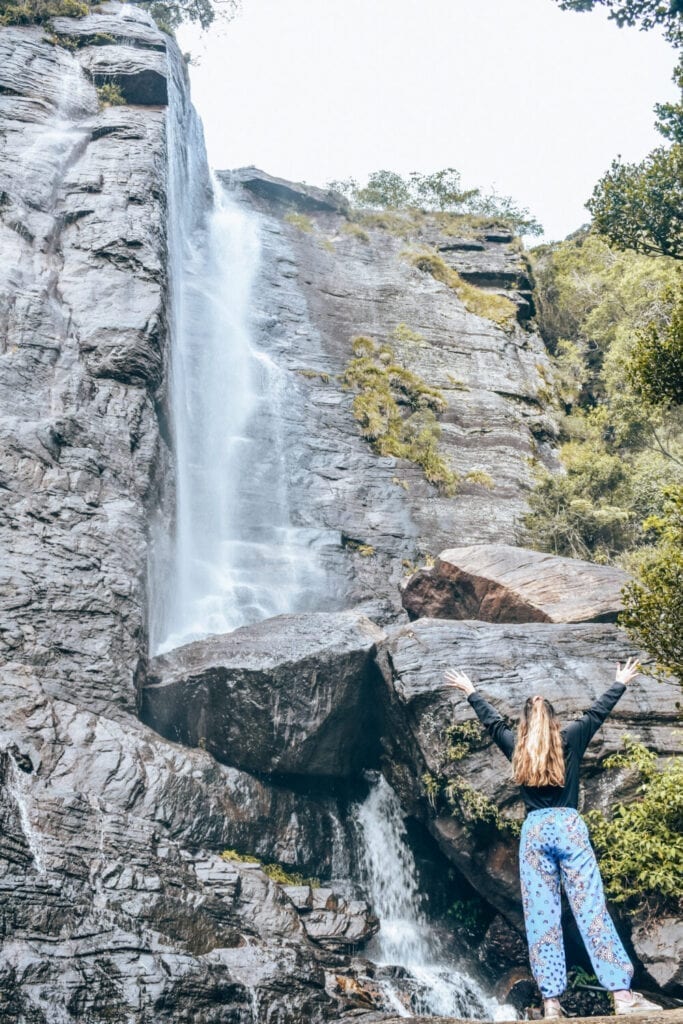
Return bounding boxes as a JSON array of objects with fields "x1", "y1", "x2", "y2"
[
  {"x1": 0, "y1": 11, "x2": 374, "y2": 1023},
  {"x1": 142, "y1": 611, "x2": 385, "y2": 778},
  {"x1": 0, "y1": 14, "x2": 166, "y2": 717},
  {"x1": 284, "y1": 886, "x2": 380, "y2": 949},
  {"x1": 401, "y1": 544, "x2": 629, "y2": 623}
]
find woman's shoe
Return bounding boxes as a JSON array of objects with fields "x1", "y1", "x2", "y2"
[
  {"x1": 613, "y1": 990, "x2": 661, "y2": 1015},
  {"x1": 543, "y1": 998, "x2": 565, "y2": 1018}
]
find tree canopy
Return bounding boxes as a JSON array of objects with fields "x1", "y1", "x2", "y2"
[
  {"x1": 329, "y1": 169, "x2": 543, "y2": 237},
  {"x1": 586, "y1": 146, "x2": 683, "y2": 260},
  {"x1": 553, "y1": 0, "x2": 683, "y2": 46}
]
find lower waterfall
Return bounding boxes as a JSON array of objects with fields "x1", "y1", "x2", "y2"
[{"x1": 353, "y1": 774, "x2": 513, "y2": 1019}]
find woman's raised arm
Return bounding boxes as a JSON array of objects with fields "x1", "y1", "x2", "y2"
[{"x1": 443, "y1": 668, "x2": 515, "y2": 762}]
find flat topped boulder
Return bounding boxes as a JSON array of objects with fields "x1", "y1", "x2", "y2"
[
  {"x1": 224, "y1": 167, "x2": 349, "y2": 214},
  {"x1": 141, "y1": 611, "x2": 385, "y2": 779},
  {"x1": 401, "y1": 544, "x2": 629, "y2": 624}
]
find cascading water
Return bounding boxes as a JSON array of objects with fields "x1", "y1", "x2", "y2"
[
  {"x1": 149, "y1": 54, "x2": 335, "y2": 654},
  {"x1": 353, "y1": 774, "x2": 514, "y2": 1019},
  {"x1": 7, "y1": 755, "x2": 45, "y2": 875}
]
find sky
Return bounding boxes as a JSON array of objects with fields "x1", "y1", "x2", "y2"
[{"x1": 179, "y1": 0, "x2": 677, "y2": 243}]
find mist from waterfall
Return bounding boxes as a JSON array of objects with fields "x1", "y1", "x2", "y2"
[
  {"x1": 353, "y1": 774, "x2": 513, "y2": 1019},
  {"x1": 149, "y1": 57, "x2": 334, "y2": 654}
]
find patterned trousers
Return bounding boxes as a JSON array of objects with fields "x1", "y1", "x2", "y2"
[{"x1": 519, "y1": 807, "x2": 633, "y2": 998}]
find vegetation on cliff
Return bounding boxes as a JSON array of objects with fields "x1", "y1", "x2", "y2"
[
  {"x1": 0, "y1": 0, "x2": 235, "y2": 30},
  {"x1": 525, "y1": 233, "x2": 682, "y2": 562},
  {"x1": 584, "y1": 739, "x2": 683, "y2": 913},
  {"x1": 340, "y1": 335, "x2": 459, "y2": 495},
  {"x1": 405, "y1": 248, "x2": 518, "y2": 328},
  {"x1": 329, "y1": 168, "x2": 544, "y2": 238}
]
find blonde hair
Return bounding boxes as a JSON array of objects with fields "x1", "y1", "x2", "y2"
[{"x1": 512, "y1": 697, "x2": 565, "y2": 788}]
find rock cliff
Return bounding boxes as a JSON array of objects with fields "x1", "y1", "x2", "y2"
[
  {"x1": 218, "y1": 167, "x2": 559, "y2": 623},
  {"x1": 0, "y1": 6, "x2": 679, "y2": 1022}
]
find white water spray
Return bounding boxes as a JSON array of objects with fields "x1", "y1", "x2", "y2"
[
  {"x1": 7, "y1": 754, "x2": 45, "y2": 875},
  {"x1": 150, "y1": 59, "x2": 334, "y2": 654},
  {"x1": 354, "y1": 774, "x2": 513, "y2": 1019}
]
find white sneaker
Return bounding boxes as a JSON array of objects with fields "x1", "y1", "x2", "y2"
[
  {"x1": 613, "y1": 991, "x2": 661, "y2": 1015},
  {"x1": 543, "y1": 998, "x2": 565, "y2": 1019}
]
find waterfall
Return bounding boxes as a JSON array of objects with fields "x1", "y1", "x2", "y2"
[
  {"x1": 149, "y1": 51, "x2": 333, "y2": 655},
  {"x1": 353, "y1": 774, "x2": 513, "y2": 1019},
  {"x1": 7, "y1": 754, "x2": 45, "y2": 874}
]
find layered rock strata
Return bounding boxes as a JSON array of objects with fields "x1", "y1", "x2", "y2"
[
  {"x1": 216, "y1": 168, "x2": 560, "y2": 623},
  {"x1": 142, "y1": 611, "x2": 385, "y2": 778},
  {"x1": 401, "y1": 544, "x2": 629, "y2": 623},
  {"x1": 0, "y1": 9, "x2": 382, "y2": 1022}
]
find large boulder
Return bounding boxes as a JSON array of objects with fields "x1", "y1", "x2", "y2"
[
  {"x1": 141, "y1": 611, "x2": 386, "y2": 779},
  {"x1": 401, "y1": 544, "x2": 629, "y2": 624},
  {"x1": 631, "y1": 916, "x2": 683, "y2": 993},
  {"x1": 375, "y1": 617, "x2": 678, "y2": 926}
]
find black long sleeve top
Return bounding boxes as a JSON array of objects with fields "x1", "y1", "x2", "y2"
[{"x1": 467, "y1": 682, "x2": 627, "y2": 812}]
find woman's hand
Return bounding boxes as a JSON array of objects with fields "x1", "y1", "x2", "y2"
[
  {"x1": 443, "y1": 668, "x2": 476, "y2": 696},
  {"x1": 615, "y1": 656, "x2": 640, "y2": 685}
]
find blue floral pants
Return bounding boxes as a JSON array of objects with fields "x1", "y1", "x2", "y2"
[{"x1": 519, "y1": 807, "x2": 633, "y2": 998}]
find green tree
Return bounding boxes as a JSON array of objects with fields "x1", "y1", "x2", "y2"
[
  {"x1": 654, "y1": 56, "x2": 683, "y2": 143},
  {"x1": 329, "y1": 169, "x2": 543, "y2": 236},
  {"x1": 553, "y1": 0, "x2": 683, "y2": 46},
  {"x1": 584, "y1": 739, "x2": 683, "y2": 912},
  {"x1": 620, "y1": 486, "x2": 683, "y2": 685},
  {"x1": 586, "y1": 146, "x2": 683, "y2": 260},
  {"x1": 136, "y1": 0, "x2": 236, "y2": 31},
  {"x1": 628, "y1": 287, "x2": 683, "y2": 405}
]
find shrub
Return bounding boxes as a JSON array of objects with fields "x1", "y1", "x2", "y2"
[
  {"x1": 96, "y1": 82, "x2": 126, "y2": 107},
  {"x1": 620, "y1": 485, "x2": 683, "y2": 686},
  {"x1": 221, "y1": 849, "x2": 319, "y2": 888},
  {"x1": 284, "y1": 211, "x2": 314, "y2": 233},
  {"x1": 583, "y1": 739, "x2": 683, "y2": 913},
  {"x1": 627, "y1": 287, "x2": 683, "y2": 407},
  {"x1": 0, "y1": 0, "x2": 87, "y2": 24},
  {"x1": 340, "y1": 335, "x2": 459, "y2": 495}
]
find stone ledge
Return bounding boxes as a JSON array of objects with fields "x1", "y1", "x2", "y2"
[{"x1": 340, "y1": 1009, "x2": 683, "y2": 1024}]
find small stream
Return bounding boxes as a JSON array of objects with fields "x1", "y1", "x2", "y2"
[{"x1": 353, "y1": 774, "x2": 513, "y2": 1019}]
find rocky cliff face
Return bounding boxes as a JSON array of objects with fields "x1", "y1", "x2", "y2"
[
  {"x1": 0, "y1": 9, "x2": 374, "y2": 1022},
  {"x1": 217, "y1": 167, "x2": 559, "y2": 624},
  {"x1": 0, "y1": 8, "x2": 679, "y2": 1023}
]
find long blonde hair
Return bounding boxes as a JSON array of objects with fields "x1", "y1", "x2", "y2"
[{"x1": 512, "y1": 696, "x2": 565, "y2": 788}]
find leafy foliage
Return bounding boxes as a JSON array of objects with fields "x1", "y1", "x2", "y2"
[
  {"x1": 553, "y1": 0, "x2": 683, "y2": 46},
  {"x1": 583, "y1": 739, "x2": 683, "y2": 912},
  {"x1": 96, "y1": 82, "x2": 126, "y2": 107},
  {"x1": 329, "y1": 169, "x2": 543, "y2": 237},
  {"x1": 586, "y1": 146, "x2": 683, "y2": 260},
  {"x1": 0, "y1": 0, "x2": 87, "y2": 24},
  {"x1": 627, "y1": 287, "x2": 683, "y2": 406},
  {"x1": 620, "y1": 486, "x2": 683, "y2": 685},
  {"x1": 221, "y1": 849, "x2": 319, "y2": 888},
  {"x1": 136, "y1": 0, "x2": 236, "y2": 32},
  {"x1": 340, "y1": 335, "x2": 460, "y2": 495},
  {"x1": 526, "y1": 232, "x2": 683, "y2": 562},
  {"x1": 654, "y1": 55, "x2": 683, "y2": 144}
]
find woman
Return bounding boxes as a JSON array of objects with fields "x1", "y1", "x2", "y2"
[{"x1": 443, "y1": 657, "x2": 659, "y2": 1018}]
